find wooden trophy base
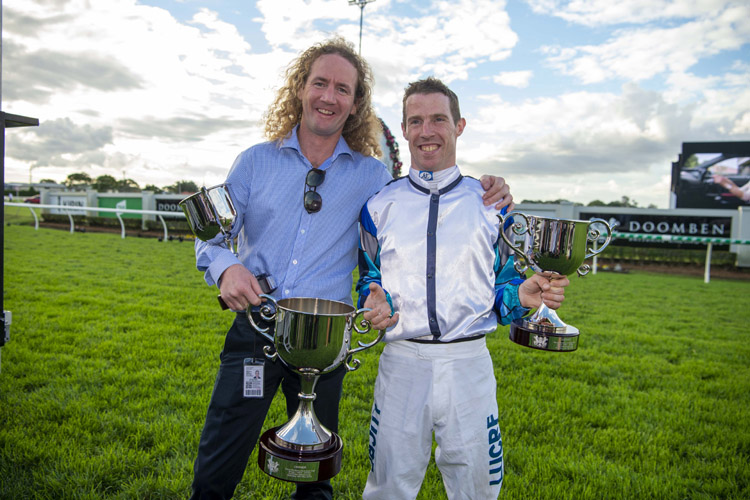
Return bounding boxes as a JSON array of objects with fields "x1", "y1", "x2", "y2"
[
  {"x1": 509, "y1": 320, "x2": 579, "y2": 352},
  {"x1": 258, "y1": 427, "x2": 343, "y2": 483}
]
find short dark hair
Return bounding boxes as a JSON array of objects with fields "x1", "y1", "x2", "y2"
[{"x1": 402, "y1": 77, "x2": 461, "y2": 125}]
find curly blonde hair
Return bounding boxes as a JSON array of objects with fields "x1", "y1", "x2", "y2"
[{"x1": 263, "y1": 37, "x2": 382, "y2": 157}]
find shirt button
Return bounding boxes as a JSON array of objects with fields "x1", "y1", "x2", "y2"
[
  {"x1": 292, "y1": 259, "x2": 298, "y2": 265},
  {"x1": 284, "y1": 289, "x2": 290, "y2": 295},
  {"x1": 300, "y1": 229, "x2": 306, "y2": 234}
]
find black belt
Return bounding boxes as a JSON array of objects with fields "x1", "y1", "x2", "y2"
[{"x1": 407, "y1": 334, "x2": 485, "y2": 345}]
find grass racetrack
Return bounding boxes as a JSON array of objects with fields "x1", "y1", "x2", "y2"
[{"x1": 1, "y1": 221, "x2": 749, "y2": 499}]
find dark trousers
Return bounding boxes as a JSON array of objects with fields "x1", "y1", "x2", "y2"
[{"x1": 191, "y1": 313, "x2": 346, "y2": 500}]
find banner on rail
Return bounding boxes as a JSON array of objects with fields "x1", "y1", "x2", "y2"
[
  {"x1": 47, "y1": 194, "x2": 87, "y2": 215},
  {"x1": 579, "y1": 211, "x2": 732, "y2": 242},
  {"x1": 154, "y1": 196, "x2": 186, "y2": 217}
]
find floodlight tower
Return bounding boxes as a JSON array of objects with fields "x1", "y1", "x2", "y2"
[{"x1": 348, "y1": 0, "x2": 376, "y2": 55}]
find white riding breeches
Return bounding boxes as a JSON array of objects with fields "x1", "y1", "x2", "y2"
[{"x1": 362, "y1": 338, "x2": 504, "y2": 500}]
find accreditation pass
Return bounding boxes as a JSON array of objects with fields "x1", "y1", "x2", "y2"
[{"x1": 243, "y1": 358, "x2": 264, "y2": 398}]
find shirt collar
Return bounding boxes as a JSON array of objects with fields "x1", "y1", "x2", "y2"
[
  {"x1": 281, "y1": 126, "x2": 354, "y2": 168},
  {"x1": 408, "y1": 165, "x2": 461, "y2": 192}
]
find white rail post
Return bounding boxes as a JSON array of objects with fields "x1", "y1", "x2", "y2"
[
  {"x1": 63, "y1": 208, "x2": 75, "y2": 233},
  {"x1": 704, "y1": 242, "x2": 713, "y2": 284},
  {"x1": 27, "y1": 206, "x2": 39, "y2": 230},
  {"x1": 158, "y1": 215, "x2": 168, "y2": 242},
  {"x1": 115, "y1": 211, "x2": 126, "y2": 239}
]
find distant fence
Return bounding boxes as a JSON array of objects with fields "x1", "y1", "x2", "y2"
[
  {"x1": 7, "y1": 201, "x2": 750, "y2": 283},
  {"x1": 612, "y1": 232, "x2": 750, "y2": 245},
  {"x1": 5, "y1": 202, "x2": 185, "y2": 241},
  {"x1": 607, "y1": 232, "x2": 750, "y2": 283}
]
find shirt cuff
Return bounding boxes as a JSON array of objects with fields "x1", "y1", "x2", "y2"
[{"x1": 206, "y1": 251, "x2": 242, "y2": 287}]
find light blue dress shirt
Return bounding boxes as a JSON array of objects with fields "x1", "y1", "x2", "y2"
[{"x1": 196, "y1": 126, "x2": 393, "y2": 305}]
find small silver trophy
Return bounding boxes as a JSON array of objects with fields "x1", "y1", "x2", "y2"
[
  {"x1": 498, "y1": 212, "x2": 612, "y2": 352},
  {"x1": 179, "y1": 184, "x2": 237, "y2": 254},
  {"x1": 180, "y1": 185, "x2": 241, "y2": 308},
  {"x1": 249, "y1": 296, "x2": 384, "y2": 482}
]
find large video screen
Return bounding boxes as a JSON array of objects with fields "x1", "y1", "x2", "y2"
[{"x1": 671, "y1": 142, "x2": 750, "y2": 209}]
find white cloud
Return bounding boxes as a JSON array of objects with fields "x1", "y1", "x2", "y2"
[
  {"x1": 493, "y1": 71, "x2": 533, "y2": 88},
  {"x1": 4, "y1": 0, "x2": 286, "y2": 187},
  {"x1": 525, "y1": 0, "x2": 734, "y2": 26},
  {"x1": 545, "y1": 15, "x2": 748, "y2": 85}
]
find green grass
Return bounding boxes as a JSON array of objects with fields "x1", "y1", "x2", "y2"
[{"x1": 2, "y1": 221, "x2": 749, "y2": 499}]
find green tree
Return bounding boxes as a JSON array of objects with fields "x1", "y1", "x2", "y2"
[
  {"x1": 144, "y1": 184, "x2": 163, "y2": 194},
  {"x1": 65, "y1": 172, "x2": 92, "y2": 190},
  {"x1": 587, "y1": 199, "x2": 607, "y2": 206},
  {"x1": 607, "y1": 196, "x2": 638, "y2": 208},
  {"x1": 92, "y1": 175, "x2": 118, "y2": 192},
  {"x1": 165, "y1": 180, "x2": 199, "y2": 194},
  {"x1": 116, "y1": 178, "x2": 141, "y2": 193}
]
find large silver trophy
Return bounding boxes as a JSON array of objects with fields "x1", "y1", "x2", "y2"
[
  {"x1": 498, "y1": 213, "x2": 612, "y2": 352},
  {"x1": 248, "y1": 297, "x2": 383, "y2": 482},
  {"x1": 179, "y1": 186, "x2": 384, "y2": 482}
]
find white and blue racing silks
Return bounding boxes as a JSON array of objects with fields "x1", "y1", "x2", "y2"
[{"x1": 356, "y1": 167, "x2": 530, "y2": 342}]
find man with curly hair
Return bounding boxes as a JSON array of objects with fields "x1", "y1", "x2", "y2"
[{"x1": 190, "y1": 38, "x2": 513, "y2": 500}]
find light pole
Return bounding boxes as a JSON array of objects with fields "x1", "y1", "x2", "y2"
[{"x1": 348, "y1": 0, "x2": 376, "y2": 55}]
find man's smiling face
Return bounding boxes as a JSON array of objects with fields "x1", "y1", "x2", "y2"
[
  {"x1": 298, "y1": 53, "x2": 358, "y2": 140},
  {"x1": 402, "y1": 92, "x2": 465, "y2": 173}
]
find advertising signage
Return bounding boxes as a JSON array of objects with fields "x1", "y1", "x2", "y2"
[
  {"x1": 579, "y1": 210, "x2": 732, "y2": 246},
  {"x1": 154, "y1": 196, "x2": 186, "y2": 218},
  {"x1": 671, "y1": 141, "x2": 750, "y2": 209},
  {"x1": 48, "y1": 193, "x2": 87, "y2": 216},
  {"x1": 97, "y1": 196, "x2": 142, "y2": 218}
]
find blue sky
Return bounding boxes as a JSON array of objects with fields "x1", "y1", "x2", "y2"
[{"x1": 4, "y1": 0, "x2": 749, "y2": 207}]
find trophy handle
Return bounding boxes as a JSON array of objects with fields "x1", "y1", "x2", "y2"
[
  {"x1": 246, "y1": 294, "x2": 277, "y2": 343},
  {"x1": 578, "y1": 218, "x2": 613, "y2": 276},
  {"x1": 345, "y1": 308, "x2": 385, "y2": 372},
  {"x1": 263, "y1": 344, "x2": 278, "y2": 362},
  {"x1": 497, "y1": 211, "x2": 531, "y2": 274}
]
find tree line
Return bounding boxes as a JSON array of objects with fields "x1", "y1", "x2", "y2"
[
  {"x1": 45, "y1": 173, "x2": 200, "y2": 194},
  {"x1": 40, "y1": 173, "x2": 653, "y2": 207},
  {"x1": 520, "y1": 196, "x2": 655, "y2": 208}
]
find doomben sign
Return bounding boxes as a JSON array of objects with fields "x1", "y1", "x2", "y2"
[{"x1": 578, "y1": 211, "x2": 732, "y2": 238}]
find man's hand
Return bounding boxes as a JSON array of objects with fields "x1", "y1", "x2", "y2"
[
  {"x1": 518, "y1": 273, "x2": 570, "y2": 310},
  {"x1": 480, "y1": 175, "x2": 514, "y2": 211},
  {"x1": 218, "y1": 264, "x2": 265, "y2": 311},
  {"x1": 363, "y1": 283, "x2": 399, "y2": 331}
]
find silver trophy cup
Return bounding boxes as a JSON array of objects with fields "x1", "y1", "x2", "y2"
[
  {"x1": 498, "y1": 212, "x2": 612, "y2": 351},
  {"x1": 248, "y1": 296, "x2": 384, "y2": 482},
  {"x1": 179, "y1": 185, "x2": 241, "y2": 309},
  {"x1": 178, "y1": 184, "x2": 237, "y2": 254}
]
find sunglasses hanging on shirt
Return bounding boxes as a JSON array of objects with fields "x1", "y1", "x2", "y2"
[{"x1": 303, "y1": 168, "x2": 326, "y2": 214}]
